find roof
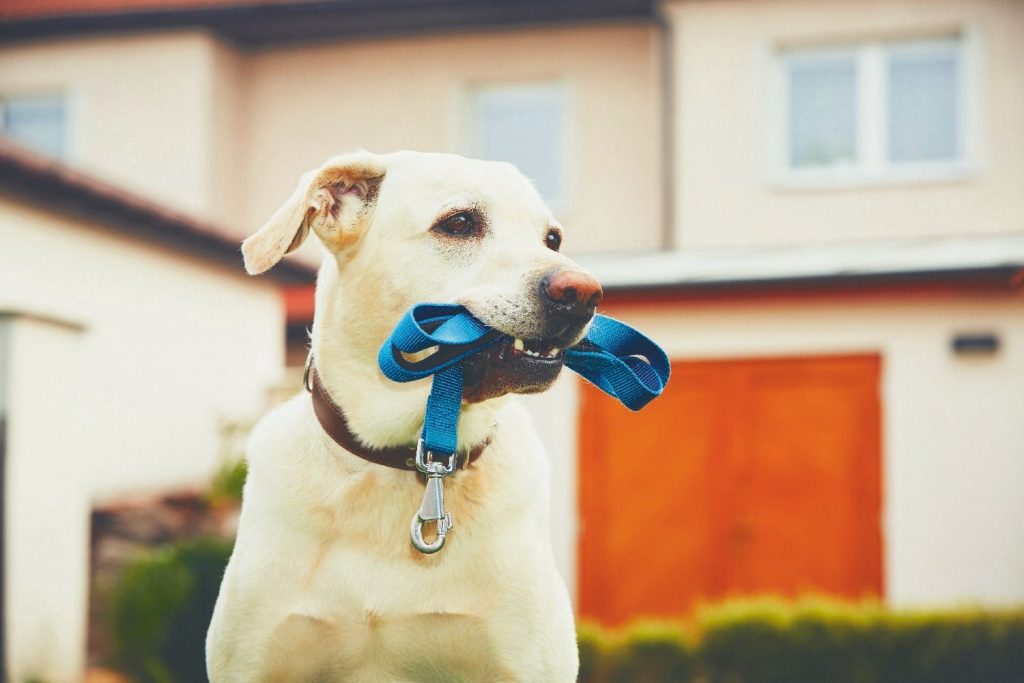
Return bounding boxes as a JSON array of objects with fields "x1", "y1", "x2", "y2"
[
  {"x1": 280, "y1": 234, "x2": 1024, "y2": 326},
  {"x1": 576, "y1": 235, "x2": 1024, "y2": 293},
  {"x1": 0, "y1": 0, "x2": 656, "y2": 47},
  {"x1": 0, "y1": 141, "x2": 316, "y2": 284}
]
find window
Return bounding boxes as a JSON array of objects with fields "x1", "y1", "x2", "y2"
[
  {"x1": 468, "y1": 83, "x2": 570, "y2": 209},
  {"x1": 778, "y1": 36, "x2": 969, "y2": 184},
  {"x1": 0, "y1": 95, "x2": 67, "y2": 159},
  {"x1": 887, "y1": 41, "x2": 960, "y2": 163},
  {"x1": 787, "y1": 50, "x2": 859, "y2": 168}
]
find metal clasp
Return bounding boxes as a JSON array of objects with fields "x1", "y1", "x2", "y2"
[
  {"x1": 302, "y1": 351, "x2": 314, "y2": 393},
  {"x1": 410, "y1": 440, "x2": 455, "y2": 554}
]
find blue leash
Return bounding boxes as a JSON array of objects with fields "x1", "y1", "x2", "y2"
[
  {"x1": 378, "y1": 303, "x2": 670, "y2": 455},
  {"x1": 377, "y1": 303, "x2": 670, "y2": 553}
]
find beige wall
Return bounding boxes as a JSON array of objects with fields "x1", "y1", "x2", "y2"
[
  {"x1": 209, "y1": 38, "x2": 245, "y2": 226},
  {"x1": 0, "y1": 23, "x2": 664, "y2": 254},
  {"x1": 0, "y1": 199, "x2": 285, "y2": 494},
  {"x1": 4, "y1": 316, "x2": 89, "y2": 683},
  {"x1": 0, "y1": 31, "x2": 227, "y2": 217},
  {"x1": 239, "y1": 24, "x2": 664, "y2": 256},
  {"x1": 528, "y1": 289, "x2": 1024, "y2": 608},
  {"x1": 667, "y1": 0, "x2": 1024, "y2": 248},
  {"x1": 0, "y1": 198, "x2": 285, "y2": 682}
]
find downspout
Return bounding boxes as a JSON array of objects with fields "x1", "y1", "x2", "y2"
[
  {"x1": 0, "y1": 316, "x2": 10, "y2": 681},
  {"x1": 655, "y1": 0, "x2": 677, "y2": 250}
]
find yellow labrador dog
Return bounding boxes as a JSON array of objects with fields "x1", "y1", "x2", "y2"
[{"x1": 206, "y1": 151, "x2": 603, "y2": 682}]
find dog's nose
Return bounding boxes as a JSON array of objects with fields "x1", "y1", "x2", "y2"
[{"x1": 541, "y1": 269, "x2": 604, "y2": 316}]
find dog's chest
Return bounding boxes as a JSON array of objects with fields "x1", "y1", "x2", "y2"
[{"x1": 273, "y1": 606, "x2": 512, "y2": 681}]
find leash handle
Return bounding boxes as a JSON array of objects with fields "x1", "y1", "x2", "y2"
[
  {"x1": 377, "y1": 303, "x2": 503, "y2": 383},
  {"x1": 564, "y1": 315, "x2": 671, "y2": 411},
  {"x1": 377, "y1": 303, "x2": 503, "y2": 455}
]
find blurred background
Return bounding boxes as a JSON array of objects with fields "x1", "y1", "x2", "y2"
[{"x1": 1, "y1": 0, "x2": 1023, "y2": 681}]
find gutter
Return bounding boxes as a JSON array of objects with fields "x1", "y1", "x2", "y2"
[
  {"x1": 578, "y1": 236, "x2": 1024, "y2": 294},
  {"x1": 599, "y1": 265, "x2": 1024, "y2": 296},
  {"x1": 654, "y1": 0, "x2": 676, "y2": 250}
]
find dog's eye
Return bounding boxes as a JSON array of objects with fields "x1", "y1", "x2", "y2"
[
  {"x1": 436, "y1": 211, "x2": 479, "y2": 237},
  {"x1": 545, "y1": 228, "x2": 562, "y2": 252}
]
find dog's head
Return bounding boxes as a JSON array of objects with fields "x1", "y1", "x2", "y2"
[{"x1": 244, "y1": 150, "x2": 602, "y2": 402}]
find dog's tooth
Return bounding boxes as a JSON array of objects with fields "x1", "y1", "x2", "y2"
[{"x1": 514, "y1": 338, "x2": 525, "y2": 351}]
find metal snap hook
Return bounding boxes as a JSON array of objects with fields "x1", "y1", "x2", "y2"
[
  {"x1": 410, "y1": 440, "x2": 455, "y2": 554},
  {"x1": 411, "y1": 508, "x2": 452, "y2": 554}
]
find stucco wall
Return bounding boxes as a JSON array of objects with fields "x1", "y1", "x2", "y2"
[
  {"x1": 0, "y1": 199, "x2": 285, "y2": 494},
  {"x1": 0, "y1": 198, "x2": 285, "y2": 682},
  {"x1": 240, "y1": 23, "x2": 664, "y2": 256},
  {"x1": 4, "y1": 316, "x2": 90, "y2": 683},
  {"x1": 0, "y1": 23, "x2": 664, "y2": 254},
  {"x1": 666, "y1": 0, "x2": 1024, "y2": 248},
  {"x1": 527, "y1": 289, "x2": 1024, "y2": 608},
  {"x1": 0, "y1": 31, "x2": 225, "y2": 217}
]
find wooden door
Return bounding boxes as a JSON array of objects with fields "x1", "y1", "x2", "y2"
[{"x1": 577, "y1": 354, "x2": 883, "y2": 625}]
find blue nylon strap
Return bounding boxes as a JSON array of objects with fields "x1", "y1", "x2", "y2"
[
  {"x1": 421, "y1": 365, "x2": 464, "y2": 456},
  {"x1": 564, "y1": 315, "x2": 670, "y2": 411},
  {"x1": 377, "y1": 304, "x2": 502, "y2": 383},
  {"x1": 378, "y1": 303, "x2": 671, "y2": 456}
]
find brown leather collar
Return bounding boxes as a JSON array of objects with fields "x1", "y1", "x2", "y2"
[{"x1": 309, "y1": 369, "x2": 488, "y2": 471}]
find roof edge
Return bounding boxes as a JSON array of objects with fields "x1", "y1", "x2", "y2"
[
  {"x1": 577, "y1": 236, "x2": 1024, "y2": 294},
  {"x1": 0, "y1": 142, "x2": 316, "y2": 285},
  {"x1": 598, "y1": 265, "x2": 1024, "y2": 297},
  {"x1": 0, "y1": 0, "x2": 657, "y2": 48}
]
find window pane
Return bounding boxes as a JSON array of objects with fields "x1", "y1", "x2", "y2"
[
  {"x1": 887, "y1": 42, "x2": 960, "y2": 163},
  {"x1": 1, "y1": 96, "x2": 66, "y2": 159},
  {"x1": 787, "y1": 54, "x2": 858, "y2": 168},
  {"x1": 475, "y1": 85, "x2": 565, "y2": 206}
]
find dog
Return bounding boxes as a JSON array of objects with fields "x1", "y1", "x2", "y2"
[{"x1": 206, "y1": 150, "x2": 604, "y2": 682}]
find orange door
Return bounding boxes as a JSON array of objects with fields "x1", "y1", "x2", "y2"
[{"x1": 578, "y1": 354, "x2": 883, "y2": 625}]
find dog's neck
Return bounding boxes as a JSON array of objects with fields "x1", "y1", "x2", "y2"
[{"x1": 307, "y1": 265, "x2": 503, "y2": 453}]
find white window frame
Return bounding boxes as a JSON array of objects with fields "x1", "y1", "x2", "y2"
[
  {"x1": 462, "y1": 81, "x2": 574, "y2": 213},
  {"x1": 770, "y1": 32, "x2": 978, "y2": 189}
]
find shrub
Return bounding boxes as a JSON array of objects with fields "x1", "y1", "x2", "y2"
[
  {"x1": 106, "y1": 547, "x2": 1024, "y2": 683},
  {"x1": 605, "y1": 621, "x2": 696, "y2": 683},
  {"x1": 696, "y1": 597, "x2": 884, "y2": 683},
  {"x1": 578, "y1": 621, "x2": 611, "y2": 683},
  {"x1": 110, "y1": 537, "x2": 233, "y2": 683},
  {"x1": 876, "y1": 609, "x2": 1024, "y2": 683},
  {"x1": 581, "y1": 597, "x2": 1024, "y2": 683},
  {"x1": 206, "y1": 418, "x2": 253, "y2": 506},
  {"x1": 206, "y1": 457, "x2": 247, "y2": 506}
]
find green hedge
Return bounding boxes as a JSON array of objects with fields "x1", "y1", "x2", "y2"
[
  {"x1": 104, "y1": 540, "x2": 1024, "y2": 683},
  {"x1": 580, "y1": 597, "x2": 1024, "y2": 683},
  {"x1": 109, "y1": 537, "x2": 233, "y2": 683}
]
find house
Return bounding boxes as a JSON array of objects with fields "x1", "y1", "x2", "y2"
[
  {"x1": 1, "y1": 0, "x2": 1023, "y2": 678},
  {"x1": 0, "y1": 142, "x2": 312, "y2": 681}
]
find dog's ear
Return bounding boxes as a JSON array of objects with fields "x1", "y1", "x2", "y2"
[{"x1": 242, "y1": 152, "x2": 386, "y2": 275}]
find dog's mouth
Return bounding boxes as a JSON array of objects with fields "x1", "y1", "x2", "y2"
[
  {"x1": 461, "y1": 335, "x2": 569, "y2": 403},
  {"x1": 508, "y1": 336, "x2": 565, "y2": 361}
]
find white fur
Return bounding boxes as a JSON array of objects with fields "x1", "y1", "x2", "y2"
[{"x1": 207, "y1": 151, "x2": 585, "y2": 682}]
